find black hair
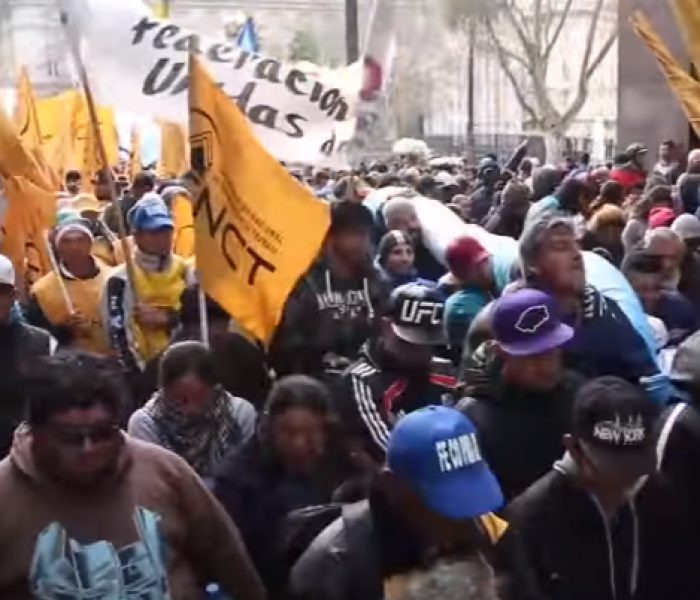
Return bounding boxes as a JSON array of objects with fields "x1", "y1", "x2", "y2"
[
  {"x1": 330, "y1": 200, "x2": 374, "y2": 235},
  {"x1": 265, "y1": 375, "x2": 331, "y2": 420},
  {"x1": 416, "y1": 175, "x2": 436, "y2": 196},
  {"x1": 661, "y1": 139, "x2": 676, "y2": 148},
  {"x1": 25, "y1": 352, "x2": 124, "y2": 427},
  {"x1": 599, "y1": 180, "x2": 625, "y2": 204},
  {"x1": 132, "y1": 171, "x2": 156, "y2": 191},
  {"x1": 65, "y1": 170, "x2": 82, "y2": 182},
  {"x1": 554, "y1": 177, "x2": 588, "y2": 213},
  {"x1": 621, "y1": 251, "x2": 663, "y2": 277},
  {"x1": 159, "y1": 341, "x2": 218, "y2": 389}
]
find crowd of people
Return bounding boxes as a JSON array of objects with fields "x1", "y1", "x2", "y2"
[{"x1": 2, "y1": 137, "x2": 700, "y2": 599}]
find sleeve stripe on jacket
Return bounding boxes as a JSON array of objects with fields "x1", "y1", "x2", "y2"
[{"x1": 352, "y1": 375, "x2": 390, "y2": 451}]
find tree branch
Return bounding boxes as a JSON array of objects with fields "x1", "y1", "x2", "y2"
[
  {"x1": 544, "y1": 0, "x2": 574, "y2": 60},
  {"x1": 585, "y1": 28, "x2": 618, "y2": 79},
  {"x1": 559, "y1": 5, "x2": 617, "y2": 128},
  {"x1": 484, "y1": 17, "x2": 539, "y2": 123},
  {"x1": 578, "y1": 0, "x2": 605, "y2": 85}
]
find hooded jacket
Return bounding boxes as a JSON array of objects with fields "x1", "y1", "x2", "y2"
[
  {"x1": 657, "y1": 401, "x2": 700, "y2": 537},
  {"x1": 335, "y1": 342, "x2": 457, "y2": 462},
  {"x1": 457, "y1": 351, "x2": 583, "y2": 501},
  {"x1": 269, "y1": 256, "x2": 389, "y2": 377},
  {"x1": 495, "y1": 455, "x2": 697, "y2": 600},
  {"x1": 0, "y1": 430, "x2": 266, "y2": 600}
]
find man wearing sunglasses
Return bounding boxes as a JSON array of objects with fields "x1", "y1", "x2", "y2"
[
  {"x1": 0, "y1": 351, "x2": 266, "y2": 600},
  {"x1": 494, "y1": 377, "x2": 697, "y2": 600}
]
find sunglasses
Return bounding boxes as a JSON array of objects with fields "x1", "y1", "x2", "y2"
[{"x1": 47, "y1": 424, "x2": 120, "y2": 447}]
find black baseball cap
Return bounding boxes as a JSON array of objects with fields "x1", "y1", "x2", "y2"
[
  {"x1": 573, "y1": 377, "x2": 659, "y2": 477},
  {"x1": 388, "y1": 282, "x2": 446, "y2": 346}
]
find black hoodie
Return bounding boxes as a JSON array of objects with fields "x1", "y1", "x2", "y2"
[
  {"x1": 495, "y1": 455, "x2": 698, "y2": 600},
  {"x1": 268, "y1": 256, "x2": 389, "y2": 377},
  {"x1": 457, "y1": 353, "x2": 583, "y2": 501}
]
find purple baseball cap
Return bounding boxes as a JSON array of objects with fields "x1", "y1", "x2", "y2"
[{"x1": 492, "y1": 289, "x2": 574, "y2": 356}]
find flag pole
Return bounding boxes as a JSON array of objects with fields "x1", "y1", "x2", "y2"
[
  {"x1": 198, "y1": 285, "x2": 210, "y2": 348},
  {"x1": 43, "y1": 230, "x2": 75, "y2": 315},
  {"x1": 61, "y1": 13, "x2": 138, "y2": 299}
]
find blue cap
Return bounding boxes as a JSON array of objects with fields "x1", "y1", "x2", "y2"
[
  {"x1": 387, "y1": 406, "x2": 503, "y2": 520},
  {"x1": 128, "y1": 193, "x2": 174, "y2": 232},
  {"x1": 492, "y1": 288, "x2": 574, "y2": 356}
]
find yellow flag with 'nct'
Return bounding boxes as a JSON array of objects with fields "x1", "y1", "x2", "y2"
[
  {"x1": 631, "y1": 11, "x2": 700, "y2": 138},
  {"x1": 158, "y1": 121, "x2": 189, "y2": 179},
  {"x1": 188, "y1": 55, "x2": 330, "y2": 345}
]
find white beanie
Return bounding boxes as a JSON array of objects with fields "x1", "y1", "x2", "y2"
[{"x1": 55, "y1": 221, "x2": 94, "y2": 246}]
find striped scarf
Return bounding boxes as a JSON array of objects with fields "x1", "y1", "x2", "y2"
[{"x1": 144, "y1": 386, "x2": 241, "y2": 477}]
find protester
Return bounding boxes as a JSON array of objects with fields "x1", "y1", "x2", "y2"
[
  {"x1": 64, "y1": 169, "x2": 82, "y2": 196},
  {"x1": 519, "y1": 217, "x2": 665, "y2": 401},
  {"x1": 670, "y1": 213, "x2": 700, "y2": 309},
  {"x1": 102, "y1": 194, "x2": 192, "y2": 384},
  {"x1": 653, "y1": 139, "x2": 683, "y2": 184},
  {"x1": 103, "y1": 170, "x2": 156, "y2": 234},
  {"x1": 579, "y1": 204, "x2": 626, "y2": 266},
  {"x1": 270, "y1": 200, "x2": 387, "y2": 378},
  {"x1": 609, "y1": 142, "x2": 648, "y2": 190},
  {"x1": 71, "y1": 192, "x2": 128, "y2": 266},
  {"x1": 622, "y1": 251, "x2": 698, "y2": 347},
  {"x1": 458, "y1": 289, "x2": 582, "y2": 500},
  {"x1": 375, "y1": 230, "x2": 429, "y2": 290},
  {"x1": 643, "y1": 227, "x2": 684, "y2": 290},
  {"x1": 468, "y1": 157, "x2": 501, "y2": 223},
  {"x1": 382, "y1": 196, "x2": 447, "y2": 281},
  {"x1": 336, "y1": 282, "x2": 456, "y2": 462},
  {"x1": 25, "y1": 219, "x2": 111, "y2": 355},
  {"x1": 484, "y1": 180, "x2": 531, "y2": 239},
  {"x1": 0, "y1": 351, "x2": 266, "y2": 599},
  {"x1": 290, "y1": 406, "x2": 505, "y2": 600},
  {"x1": 621, "y1": 185, "x2": 674, "y2": 251},
  {"x1": 524, "y1": 175, "x2": 593, "y2": 229},
  {"x1": 587, "y1": 180, "x2": 625, "y2": 215},
  {"x1": 678, "y1": 149, "x2": 700, "y2": 214},
  {"x1": 495, "y1": 376, "x2": 696, "y2": 600},
  {"x1": 128, "y1": 341, "x2": 256, "y2": 480},
  {"x1": 215, "y1": 375, "x2": 355, "y2": 595},
  {"x1": 530, "y1": 165, "x2": 564, "y2": 202},
  {"x1": 659, "y1": 332, "x2": 700, "y2": 536},
  {"x1": 0, "y1": 255, "x2": 54, "y2": 458}
]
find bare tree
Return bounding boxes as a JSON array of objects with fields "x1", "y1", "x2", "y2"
[{"x1": 446, "y1": 0, "x2": 618, "y2": 161}]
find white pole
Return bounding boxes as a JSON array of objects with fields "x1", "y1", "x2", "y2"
[{"x1": 198, "y1": 285, "x2": 209, "y2": 348}]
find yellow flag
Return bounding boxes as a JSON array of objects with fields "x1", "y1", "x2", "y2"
[
  {"x1": 158, "y1": 122, "x2": 189, "y2": 179},
  {"x1": 668, "y1": 0, "x2": 700, "y2": 73},
  {"x1": 188, "y1": 56, "x2": 330, "y2": 344},
  {"x1": 0, "y1": 109, "x2": 51, "y2": 191},
  {"x1": 631, "y1": 11, "x2": 700, "y2": 137},
  {"x1": 72, "y1": 93, "x2": 119, "y2": 186},
  {"x1": 128, "y1": 125, "x2": 141, "y2": 182},
  {"x1": 14, "y1": 67, "x2": 43, "y2": 150},
  {"x1": 172, "y1": 193, "x2": 195, "y2": 258},
  {"x1": 153, "y1": 0, "x2": 170, "y2": 18},
  {"x1": 36, "y1": 90, "x2": 79, "y2": 182},
  {"x1": 0, "y1": 176, "x2": 55, "y2": 289}
]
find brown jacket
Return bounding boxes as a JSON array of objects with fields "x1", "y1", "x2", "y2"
[{"x1": 0, "y1": 429, "x2": 266, "y2": 600}]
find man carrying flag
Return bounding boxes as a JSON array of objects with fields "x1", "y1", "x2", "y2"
[{"x1": 188, "y1": 55, "x2": 329, "y2": 348}]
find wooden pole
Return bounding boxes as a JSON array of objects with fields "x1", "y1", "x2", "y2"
[
  {"x1": 62, "y1": 17, "x2": 138, "y2": 299},
  {"x1": 43, "y1": 230, "x2": 75, "y2": 315}
]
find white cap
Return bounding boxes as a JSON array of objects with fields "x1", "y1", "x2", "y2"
[{"x1": 0, "y1": 254, "x2": 15, "y2": 287}]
